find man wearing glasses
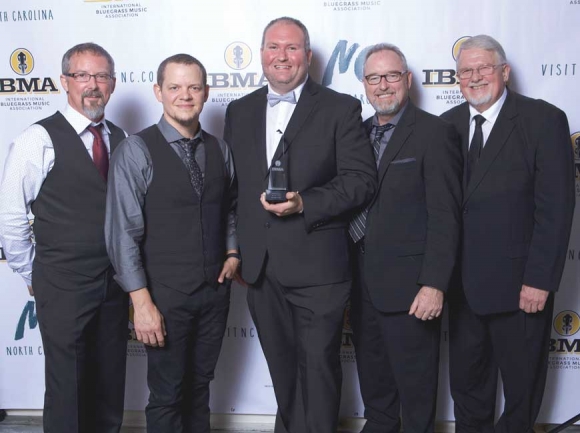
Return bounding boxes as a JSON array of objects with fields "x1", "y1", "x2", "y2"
[
  {"x1": 349, "y1": 43, "x2": 462, "y2": 433},
  {"x1": 0, "y1": 43, "x2": 128, "y2": 433},
  {"x1": 442, "y1": 35, "x2": 574, "y2": 432}
]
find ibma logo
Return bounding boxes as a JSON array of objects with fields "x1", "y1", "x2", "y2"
[
  {"x1": 549, "y1": 310, "x2": 580, "y2": 354},
  {"x1": 571, "y1": 132, "x2": 580, "y2": 181},
  {"x1": 208, "y1": 42, "x2": 266, "y2": 89},
  {"x1": 0, "y1": 48, "x2": 59, "y2": 94},
  {"x1": 421, "y1": 36, "x2": 470, "y2": 87}
]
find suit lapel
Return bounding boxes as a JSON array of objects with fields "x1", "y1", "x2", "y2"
[
  {"x1": 269, "y1": 79, "x2": 319, "y2": 174},
  {"x1": 464, "y1": 91, "x2": 517, "y2": 203},
  {"x1": 377, "y1": 103, "x2": 415, "y2": 186},
  {"x1": 250, "y1": 87, "x2": 269, "y2": 179}
]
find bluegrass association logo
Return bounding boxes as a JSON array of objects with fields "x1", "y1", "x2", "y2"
[
  {"x1": 421, "y1": 36, "x2": 467, "y2": 107},
  {"x1": 208, "y1": 41, "x2": 265, "y2": 107},
  {"x1": 549, "y1": 310, "x2": 580, "y2": 370},
  {"x1": 341, "y1": 303, "x2": 356, "y2": 363},
  {"x1": 86, "y1": 0, "x2": 149, "y2": 20},
  {"x1": 224, "y1": 42, "x2": 252, "y2": 71},
  {"x1": 572, "y1": 132, "x2": 580, "y2": 196},
  {"x1": 321, "y1": 0, "x2": 382, "y2": 12},
  {"x1": 0, "y1": 48, "x2": 59, "y2": 112}
]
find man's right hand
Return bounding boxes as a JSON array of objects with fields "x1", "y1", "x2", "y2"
[
  {"x1": 130, "y1": 288, "x2": 166, "y2": 347},
  {"x1": 27, "y1": 285, "x2": 34, "y2": 296}
]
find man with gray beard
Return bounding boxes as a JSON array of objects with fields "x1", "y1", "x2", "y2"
[
  {"x1": 349, "y1": 43, "x2": 462, "y2": 433},
  {"x1": 0, "y1": 43, "x2": 128, "y2": 433}
]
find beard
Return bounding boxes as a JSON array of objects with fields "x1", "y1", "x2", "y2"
[
  {"x1": 464, "y1": 92, "x2": 492, "y2": 110},
  {"x1": 372, "y1": 97, "x2": 400, "y2": 117},
  {"x1": 81, "y1": 90, "x2": 105, "y2": 121}
]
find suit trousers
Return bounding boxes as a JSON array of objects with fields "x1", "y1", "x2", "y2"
[
  {"x1": 32, "y1": 262, "x2": 128, "y2": 433},
  {"x1": 448, "y1": 291, "x2": 554, "y2": 433},
  {"x1": 350, "y1": 247, "x2": 441, "y2": 433},
  {"x1": 247, "y1": 256, "x2": 350, "y2": 433},
  {"x1": 145, "y1": 281, "x2": 230, "y2": 433}
]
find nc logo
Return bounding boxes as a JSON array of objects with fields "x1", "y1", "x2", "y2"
[
  {"x1": 15, "y1": 300, "x2": 38, "y2": 340},
  {"x1": 322, "y1": 40, "x2": 370, "y2": 87}
]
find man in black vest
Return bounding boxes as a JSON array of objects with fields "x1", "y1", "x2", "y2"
[
  {"x1": 0, "y1": 43, "x2": 128, "y2": 433},
  {"x1": 105, "y1": 54, "x2": 238, "y2": 433}
]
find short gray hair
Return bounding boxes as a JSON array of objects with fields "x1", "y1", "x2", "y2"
[
  {"x1": 61, "y1": 42, "x2": 115, "y2": 75},
  {"x1": 364, "y1": 43, "x2": 408, "y2": 74},
  {"x1": 261, "y1": 17, "x2": 311, "y2": 52},
  {"x1": 456, "y1": 34, "x2": 507, "y2": 66}
]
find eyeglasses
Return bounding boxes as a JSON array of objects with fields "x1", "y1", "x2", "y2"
[
  {"x1": 364, "y1": 71, "x2": 408, "y2": 85},
  {"x1": 64, "y1": 72, "x2": 114, "y2": 83},
  {"x1": 456, "y1": 64, "x2": 505, "y2": 80}
]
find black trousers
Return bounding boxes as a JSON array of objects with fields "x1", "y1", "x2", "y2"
[
  {"x1": 350, "y1": 249, "x2": 441, "y2": 433},
  {"x1": 32, "y1": 262, "x2": 128, "y2": 433},
  {"x1": 247, "y1": 257, "x2": 350, "y2": 433},
  {"x1": 145, "y1": 282, "x2": 230, "y2": 433},
  {"x1": 448, "y1": 291, "x2": 554, "y2": 433}
]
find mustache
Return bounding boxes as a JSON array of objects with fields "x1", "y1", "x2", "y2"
[{"x1": 82, "y1": 90, "x2": 104, "y2": 99}]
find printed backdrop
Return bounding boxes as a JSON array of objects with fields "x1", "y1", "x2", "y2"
[{"x1": 0, "y1": 0, "x2": 579, "y2": 424}]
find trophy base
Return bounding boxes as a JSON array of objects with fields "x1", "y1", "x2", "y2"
[{"x1": 265, "y1": 189, "x2": 288, "y2": 204}]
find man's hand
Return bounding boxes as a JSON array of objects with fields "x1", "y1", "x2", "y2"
[
  {"x1": 27, "y1": 285, "x2": 34, "y2": 296},
  {"x1": 218, "y1": 250, "x2": 241, "y2": 283},
  {"x1": 519, "y1": 285, "x2": 549, "y2": 313},
  {"x1": 130, "y1": 288, "x2": 166, "y2": 347},
  {"x1": 409, "y1": 286, "x2": 444, "y2": 321},
  {"x1": 260, "y1": 191, "x2": 303, "y2": 217}
]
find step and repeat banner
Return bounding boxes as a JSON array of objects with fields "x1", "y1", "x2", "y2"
[{"x1": 0, "y1": 0, "x2": 579, "y2": 424}]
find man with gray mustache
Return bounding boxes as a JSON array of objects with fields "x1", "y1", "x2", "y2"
[{"x1": 0, "y1": 42, "x2": 128, "y2": 433}]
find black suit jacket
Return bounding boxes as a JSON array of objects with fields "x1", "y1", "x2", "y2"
[
  {"x1": 363, "y1": 102, "x2": 463, "y2": 313},
  {"x1": 224, "y1": 78, "x2": 377, "y2": 286},
  {"x1": 441, "y1": 90, "x2": 575, "y2": 315}
]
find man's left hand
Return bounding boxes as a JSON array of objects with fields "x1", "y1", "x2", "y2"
[
  {"x1": 519, "y1": 285, "x2": 549, "y2": 313},
  {"x1": 218, "y1": 254, "x2": 240, "y2": 283},
  {"x1": 409, "y1": 286, "x2": 444, "y2": 321},
  {"x1": 260, "y1": 191, "x2": 303, "y2": 217}
]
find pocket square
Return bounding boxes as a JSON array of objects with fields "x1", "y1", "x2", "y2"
[{"x1": 391, "y1": 157, "x2": 416, "y2": 164}]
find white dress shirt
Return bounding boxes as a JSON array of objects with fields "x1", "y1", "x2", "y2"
[
  {"x1": 265, "y1": 79, "x2": 307, "y2": 167},
  {"x1": 468, "y1": 88, "x2": 508, "y2": 148},
  {"x1": 0, "y1": 105, "x2": 115, "y2": 285}
]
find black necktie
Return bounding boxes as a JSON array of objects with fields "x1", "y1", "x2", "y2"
[
  {"x1": 348, "y1": 123, "x2": 396, "y2": 243},
  {"x1": 177, "y1": 137, "x2": 203, "y2": 196},
  {"x1": 467, "y1": 115, "x2": 486, "y2": 183}
]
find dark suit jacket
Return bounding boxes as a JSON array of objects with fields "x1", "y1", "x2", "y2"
[
  {"x1": 363, "y1": 102, "x2": 463, "y2": 313},
  {"x1": 223, "y1": 78, "x2": 377, "y2": 286},
  {"x1": 441, "y1": 90, "x2": 575, "y2": 315}
]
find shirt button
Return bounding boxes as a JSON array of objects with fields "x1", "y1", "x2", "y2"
[
  {"x1": 265, "y1": 222, "x2": 271, "y2": 228},
  {"x1": 463, "y1": 207, "x2": 468, "y2": 215}
]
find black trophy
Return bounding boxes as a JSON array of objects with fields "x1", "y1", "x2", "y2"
[{"x1": 266, "y1": 134, "x2": 289, "y2": 203}]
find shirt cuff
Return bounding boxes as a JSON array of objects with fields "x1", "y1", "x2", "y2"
[{"x1": 113, "y1": 268, "x2": 148, "y2": 293}]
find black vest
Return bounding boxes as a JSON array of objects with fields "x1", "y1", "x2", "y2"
[
  {"x1": 31, "y1": 111, "x2": 125, "y2": 277},
  {"x1": 138, "y1": 126, "x2": 228, "y2": 294}
]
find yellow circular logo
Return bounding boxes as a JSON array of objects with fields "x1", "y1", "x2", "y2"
[
  {"x1": 224, "y1": 42, "x2": 252, "y2": 70},
  {"x1": 10, "y1": 48, "x2": 34, "y2": 75},
  {"x1": 554, "y1": 310, "x2": 580, "y2": 337},
  {"x1": 343, "y1": 303, "x2": 352, "y2": 332},
  {"x1": 452, "y1": 36, "x2": 471, "y2": 62},
  {"x1": 571, "y1": 132, "x2": 580, "y2": 161}
]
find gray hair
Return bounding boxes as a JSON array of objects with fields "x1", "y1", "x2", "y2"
[
  {"x1": 61, "y1": 42, "x2": 115, "y2": 75},
  {"x1": 364, "y1": 43, "x2": 409, "y2": 74},
  {"x1": 261, "y1": 16, "x2": 311, "y2": 52},
  {"x1": 456, "y1": 34, "x2": 507, "y2": 66}
]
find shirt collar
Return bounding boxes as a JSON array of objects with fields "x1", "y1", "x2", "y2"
[
  {"x1": 62, "y1": 103, "x2": 110, "y2": 135},
  {"x1": 267, "y1": 75, "x2": 308, "y2": 103},
  {"x1": 157, "y1": 115, "x2": 203, "y2": 143},
  {"x1": 468, "y1": 87, "x2": 508, "y2": 125}
]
